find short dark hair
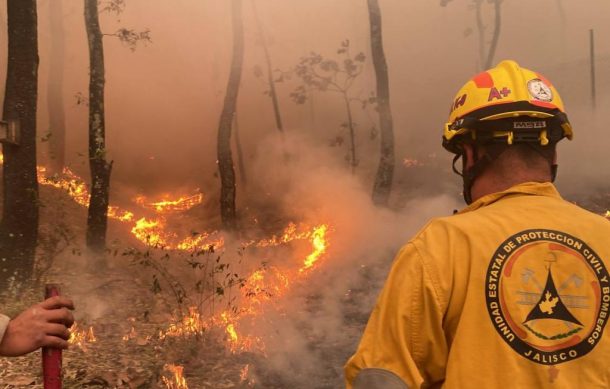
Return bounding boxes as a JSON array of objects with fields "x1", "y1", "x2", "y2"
[{"x1": 483, "y1": 143, "x2": 555, "y2": 178}]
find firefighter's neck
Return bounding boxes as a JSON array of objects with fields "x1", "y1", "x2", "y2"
[{"x1": 464, "y1": 144, "x2": 553, "y2": 203}]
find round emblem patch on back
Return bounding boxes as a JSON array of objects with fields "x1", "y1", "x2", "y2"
[
  {"x1": 485, "y1": 229, "x2": 610, "y2": 365},
  {"x1": 528, "y1": 78, "x2": 553, "y2": 102}
]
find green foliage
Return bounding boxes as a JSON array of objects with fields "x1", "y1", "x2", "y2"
[{"x1": 124, "y1": 243, "x2": 248, "y2": 321}]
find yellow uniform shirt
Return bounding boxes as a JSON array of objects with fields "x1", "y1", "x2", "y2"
[{"x1": 345, "y1": 182, "x2": 610, "y2": 388}]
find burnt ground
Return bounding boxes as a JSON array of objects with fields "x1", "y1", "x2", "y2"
[
  {"x1": 0, "y1": 248, "x2": 375, "y2": 389},
  {"x1": 0, "y1": 184, "x2": 381, "y2": 389},
  {"x1": 1, "y1": 174, "x2": 608, "y2": 389}
]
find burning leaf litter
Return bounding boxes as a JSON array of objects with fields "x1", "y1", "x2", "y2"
[
  {"x1": 2, "y1": 155, "x2": 334, "y2": 383},
  {"x1": 68, "y1": 322, "x2": 97, "y2": 351},
  {"x1": 134, "y1": 192, "x2": 204, "y2": 213},
  {"x1": 162, "y1": 363, "x2": 189, "y2": 389}
]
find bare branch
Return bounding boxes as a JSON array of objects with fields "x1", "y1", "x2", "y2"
[
  {"x1": 104, "y1": 28, "x2": 152, "y2": 51},
  {"x1": 101, "y1": 0, "x2": 126, "y2": 15}
]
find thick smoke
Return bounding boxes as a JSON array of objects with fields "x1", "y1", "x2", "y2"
[{"x1": 240, "y1": 132, "x2": 461, "y2": 386}]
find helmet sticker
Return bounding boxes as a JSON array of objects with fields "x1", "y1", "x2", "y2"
[
  {"x1": 528, "y1": 79, "x2": 554, "y2": 102},
  {"x1": 488, "y1": 87, "x2": 512, "y2": 101},
  {"x1": 486, "y1": 229, "x2": 610, "y2": 365},
  {"x1": 513, "y1": 121, "x2": 547, "y2": 129},
  {"x1": 450, "y1": 94, "x2": 467, "y2": 113}
]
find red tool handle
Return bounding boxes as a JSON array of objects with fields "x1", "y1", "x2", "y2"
[{"x1": 42, "y1": 284, "x2": 62, "y2": 389}]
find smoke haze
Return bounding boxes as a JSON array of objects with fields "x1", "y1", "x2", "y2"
[{"x1": 1, "y1": 0, "x2": 610, "y2": 387}]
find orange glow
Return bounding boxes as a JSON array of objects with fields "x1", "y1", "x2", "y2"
[
  {"x1": 160, "y1": 307, "x2": 206, "y2": 339},
  {"x1": 131, "y1": 217, "x2": 171, "y2": 247},
  {"x1": 1, "y1": 153, "x2": 335, "y2": 357},
  {"x1": 162, "y1": 364, "x2": 188, "y2": 389},
  {"x1": 176, "y1": 232, "x2": 225, "y2": 252},
  {"x1": 242, "y1": 267, "x2": 290, "y2": 309},
  {"x1": 219, "y1": 311, "x2": 264, "y2": 353},
  {"x1": 134, "y1": 192, "x2": 203, "y2": 213},
  {"x1": 300, "y1": 224, "x2": 329, "y2": 272},
  {"x1": 122, "y1": 326, "x2": 137, "y2": 342},
  {"x1": 250, "y1": 222, "x2": 312, "y2": 248},
  {"x1": 37, "y1": 166, "x2": 90, "y2": 207},
  {"x1": 239, "y1": 364, "x2": 255, "y2": 386},
  {"x1": 68, "y1": 322, "x2": 97, "y2": 351},
  {"x1": 403, "y1": 158, "x2": 424, "y2": 168},
  {"x1": 240, "y1": 364, "x2": 250, "y2": 382}
]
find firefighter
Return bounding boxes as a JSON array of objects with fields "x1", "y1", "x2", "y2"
[
  {"x1": 0, "y1": 296, "x2": 74, "y2": 356},
  {"x1": 345, "y1": 60, "x2": 610, "y2": 388}
]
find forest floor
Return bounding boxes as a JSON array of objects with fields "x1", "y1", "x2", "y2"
[
  {"x1": 1, "y1": 172, "x2": 609, "y2": 389},
  {"x1": 0, "y1": 247, "x2": 370, "y2": 389},
  {"x1": 0, "y1": 183, "x2": 375, "y2": 389}
]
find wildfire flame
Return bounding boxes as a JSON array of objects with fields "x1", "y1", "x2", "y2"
[
  {"x1": 403, "y1": 158, "x2": 424, "y2": 168},
  {"x1": 134, "y1": 192, "x2": 203, "y2": 213},
  {"x1": 219, "y1": 311, "x2": 264, "y2": 353},
  {"x1": 162, "y1": 364, "x2": 188, "y2": 389},
  {"x1": 240, "y1": 364, "x2": 255, "y2": 386},
  {"x1": 176, "y1": 231, "x2": 224, "y2": 252},
  {"x1": 37, "y1": 166, "x2": 134, "y2": 222},
  {"x1": 300, "y1": 224, "x2": 329, "y2": 272},
  {"x1": 1, "y1": 154, "x2": 333, "y2": 357},
  {"x1": 68, "y1": 322, "x2": 97, "y2": 351},
  {"x1": 122, "y1": 326, "x2": 137, "y2": 341},
  {"x1": 160, "y1": 306, "x2": 206, "y2": 339},
  {"x1": 250, "y1": 222, "x2": 312, "y2": 247},
  {"x1": 157, "y1": 223, "x2": 330, "y2": 352},
  {"x1": 131, "y1": 217, "x2": 170, "y2": 247}
]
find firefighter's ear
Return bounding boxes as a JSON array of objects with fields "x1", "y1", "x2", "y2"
[{"x1": 462, "y1": 143, "x2": 476, "y2": 170}]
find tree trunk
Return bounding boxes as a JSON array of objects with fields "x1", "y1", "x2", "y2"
[
  {"x1": 85, "y1": 0, "x2": 112, "y2": 252},
  {"x1": 556, "y1": 0, "x2": 567, "y2": 63},
  {"x1": 474, "y1": 0, "x2": 485, "y2": 71},
  {"x1": 251, "y1": 0, "x2": 284, "y2": 135},
  {"x1": 0, "y1": 0, "x2": 39, "y2": 284},
  {"x1": 47, "y1": 0, "x2": 66, "y2": 174},
  {"x1": 368, "y1": 0, "x2": 395, "y2": 206},
  {"x1": 217, "y1": 0, "x2": 244, "y2": 230},
  {"x1": 484, "y1": 0, "x2": 502, "y2": 70},
  {"x1": 342, "y1": 92, "x2": 357, "y2": 174},
  {"x1": 233, "y1": 114, "x2": 247, "y2": 186}
]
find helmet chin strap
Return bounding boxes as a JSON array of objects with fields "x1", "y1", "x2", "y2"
[{"x1": 459, "y1": 152, "x2": 494, "y2": 205}]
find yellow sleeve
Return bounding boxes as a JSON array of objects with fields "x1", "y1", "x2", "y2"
[{"x1": 344, "y1": 243, "x2": 448, "y2": 388}]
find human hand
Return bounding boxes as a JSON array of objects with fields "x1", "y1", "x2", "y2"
[{"x1": 0, "y1": 296, "x2": 75, "y2": 357}]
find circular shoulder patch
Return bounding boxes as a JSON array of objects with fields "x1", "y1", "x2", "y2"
[
  {"x1": 527, "y1": 79, "x2": 554, "y2": 102},
  {"x1": 485, "y1": 229, "x2": 610, "y2": 365}
]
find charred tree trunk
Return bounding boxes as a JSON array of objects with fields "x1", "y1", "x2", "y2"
[
  {"x1": 368, "y1": 0, "x2": 395, "y2": 206},
  {"x1": 217, "y1": 0, "x2": 244, "y2": 230},
  {"x1": 233, "y1": 114, "x2": 247, "y2": 186},
  {"x1": 85, "y1": 0, "x2": 112, "y2": 252},
  {"x1": 47, "y1": 0, "x2": 66, "y2": 173},
  {"x1": 484, "y1": 0, "x2": 502, "y2": 70},
  {"x1": 251, "y1": 0, "x2": 284, "y2": 135},
  {"x1": 0, "y1": 0, "x2": 39, "y2": 283},
  {"x1": 342, "y1": 92, "x2": 357, "y2": 174}
]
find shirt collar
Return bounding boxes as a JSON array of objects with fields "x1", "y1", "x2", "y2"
[{"x1": 457, "y1": 182, "x2": 562, "y2": 214}]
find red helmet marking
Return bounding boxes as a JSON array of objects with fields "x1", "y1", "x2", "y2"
[
  {"x1": 530, "y1": 100, "x2": 558, "y2": 110},
  {"x1": 535, "y1": 73, "x2": 554, "y2": 88},
  {"x1": 472, "y1": 71, "x2": 494, "y2": 88}
]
